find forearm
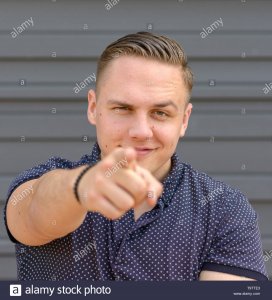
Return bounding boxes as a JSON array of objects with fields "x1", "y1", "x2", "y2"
[
  {"x1": 6, "y1": 166, "x2": 87, "y2": 246},
  {"x1": 24, "y1": 166, "x2": 88, "y2": 245}
]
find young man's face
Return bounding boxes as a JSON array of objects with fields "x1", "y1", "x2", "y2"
[{"x1": 88, "y1": 56, "x2": 192, "y2": 181}]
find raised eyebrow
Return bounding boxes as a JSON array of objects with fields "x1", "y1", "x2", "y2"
[
  {"x1": 107, "y1": 99, "x2": 179, "y2": 110},
  {"x1": 107, "y1": 100, "x2": 133, "y2": 108},
  {"x1": 153, "y1": 101, "x2": 179, "y2": 111}
]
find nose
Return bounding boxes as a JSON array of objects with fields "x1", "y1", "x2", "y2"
[{"x1": 128, "y1": 113, "x2": 153, "y2": 141}]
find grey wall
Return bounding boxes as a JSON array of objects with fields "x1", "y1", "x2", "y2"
[{"x1": 0, "y1": 0, "x2": 271, "y2": 280}]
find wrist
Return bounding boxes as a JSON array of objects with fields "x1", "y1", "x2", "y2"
[{"x1": 72, "y1": 163, "x2": 96, "y2": 205}]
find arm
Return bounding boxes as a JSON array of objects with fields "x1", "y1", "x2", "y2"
[
  {"x1": 6, "y1": 166, "x2": 88, "y2": 246},
  {"x1": 198, "y1": 189, "x2": 268, "y2": 281},
  {"x1": 6, "y1": 147, "x2": 162, "y2": 247},
  {"x1": 199, "y1": 270, "x2": 255, "y2": 281}
]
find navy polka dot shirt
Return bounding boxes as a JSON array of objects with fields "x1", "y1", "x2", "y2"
[{"x1": 4, "y1": 142, "x2": 268, "y2": 281}]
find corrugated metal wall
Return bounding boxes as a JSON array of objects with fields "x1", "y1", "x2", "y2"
[{"x1": 0, "y1": 0, "x2": 271, "y2": 280}]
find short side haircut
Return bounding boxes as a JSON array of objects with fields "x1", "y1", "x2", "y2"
[{"x1": 96, "y1": 31, "x2": 194, "y2": 102}]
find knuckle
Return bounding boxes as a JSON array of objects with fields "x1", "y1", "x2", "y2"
[
  {"x1": 123, "y1": 198, "x2": 134, "y2": 210},
  {"x1": 136, "y1": 188, "x2": 146, "y2": 200},
  {"x1": 101, "y1": 157, "x2": 114, "y2": 170},
  {"x1": 134, "y1": 175, "x2": 147, "y2": 191},
  {"x1": 94, "y1": 174, "x2": 104, "y2": 187},
  {"x1": 111, "y1": 148, "x2": 122, "y2": 160},
  {"x1": 85, "y1": 190, "x2": 94, "y2": 202},
  {"x1": 83, "y1": 190, "x2": 98, "y2": 210}
]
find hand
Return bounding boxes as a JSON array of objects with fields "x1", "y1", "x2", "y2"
[{"x1": 78, "y1": 147, "x2": 163, "y2": 220}]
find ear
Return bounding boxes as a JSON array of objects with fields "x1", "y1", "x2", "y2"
[
  {"x1": 87, "y1": 89, "x2": 97, "y2": 125},
  {"x1": 179, "y1": 103, "x2": 193, "y2": 138}
]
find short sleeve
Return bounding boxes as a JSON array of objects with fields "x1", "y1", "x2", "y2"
[
  {"x1": 202, "y1": 189, "x2": 268, "y2": 280},
  {"x1": 3, "y1": 156, "x2": 88, "y2": 244}
]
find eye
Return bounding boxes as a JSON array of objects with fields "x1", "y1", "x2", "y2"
[
  {"x1": 113, "y1": 106, "x2": 129, "y2": 113},
  {"x1": 153, "y1": 111, "x2": 169, "y2": 119}
]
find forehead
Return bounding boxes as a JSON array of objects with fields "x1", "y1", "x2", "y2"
[
  {"x1": 98, "y1": 56, "x2": 187, "y2": 101},
  {"x1": 104, "y1": 55, "x2": 182, "y2": 83}
]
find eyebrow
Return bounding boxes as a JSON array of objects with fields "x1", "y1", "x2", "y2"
[{"x1": 107, "y1": 100, "x2": 179, "y2": 111}]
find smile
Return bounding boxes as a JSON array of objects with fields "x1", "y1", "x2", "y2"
[{"x1": 134, "y1": 147, "x2": 156, "y2": 158}]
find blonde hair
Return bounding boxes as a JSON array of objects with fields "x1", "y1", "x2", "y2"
[{"x1": 96, "y1": 31, "x2": 193, "y2": 101}]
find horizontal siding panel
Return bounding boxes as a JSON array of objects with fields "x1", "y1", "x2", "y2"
[
  {"x1": 264, "y1": 259, "x2": 272, "y2": 280},
  {"x1": 1, "y1": 34, "x2": 272, "y2": 59},
  {"x1": 192, "y1": 101, "x2": 272, "y2": 113},
  {"x1": 250, "y1": 202, "x2": 272, "y2": 237},
  {"x1": 0, "y1": 239, "x2": 15, "y2": 254},
  {"x1": 1, "y1": 101, "x2": 272, "y2": 113},
  {"x1": 0, "y1": 141, "x2": 96, "y2": 175},
  {"x1": 0, "y1": 257, "x2": 16, "y2": 280},
  {"x1": 1, "y1": 60, "x2": 271, "y2": 100},
  {"x1": 0, "y1": 203, "x2": 8, "y2": 238},
  {"x1": 0, "y1": 61, "x2": 98, "y2": 82},
  {"x1": 213, "y1": 176, "x2": 272, "y2": 201},
  {"x1": 178, "y1": 141, "x2": 272, "y2": 174},
  {"x1": 193, "y1": 61, "x2": 272, "y2": 82},
  {"x1": 0, "y1": 240, "x2": 16, "y2": 279},
  {"x1": 0, "y1": 86, "x2": 89, "y2": 100},
  {"x1": 0, "y1": 177, "x2": 11, "y2": 201},
  {"x1": 1, "y1": 61, "x2": 271, "y2": 83},
  {"x1": 0, "y1": 114, "x2": 96, "y2": 139},
  {"x1": 0, "y1": 101, "x2": 87, "y2": 112},
  {"x1": 0, "y1": 0, "x2": 272, "y2": 31},
  {"x1": 187, "y1": 114, "x2": 272, "y2": 138},
  {"x1": 0, "y1": 86, "x2": 271, "y2": 101},
  {"x1": 0, "y1": 114, "x2": 271, "y2": 139},
  {"x1": 263, "y1": 239, "x2": 272, "y2": 254},
  {"x1": 191, "y1": 86, "x2": 272, "y2": 100}
]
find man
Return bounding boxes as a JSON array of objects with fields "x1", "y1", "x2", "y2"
[{"x1": 4, "y1": 32, "x2": 268, "y2": 281}]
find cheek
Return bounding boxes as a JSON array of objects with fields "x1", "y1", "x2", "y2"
[
  {"x1": 153, "y1": 123, "x2": 180, "y2": 143},
  {"x1": 97, "y1": 115, "x2": 126, "y2": 137}
]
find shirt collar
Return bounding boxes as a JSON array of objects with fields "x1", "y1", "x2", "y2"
[{"x1": 90, "y1": 141, "x2": 183, "y2": 209}]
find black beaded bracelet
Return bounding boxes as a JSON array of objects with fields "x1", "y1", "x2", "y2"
[{"x1": 73, "y1": 164, "x2": 94, "y2": 203}]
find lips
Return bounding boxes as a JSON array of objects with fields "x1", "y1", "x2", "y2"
[
  {"x1": 134, "y1": 147, "x2": 156, "y2": 157},
  {"x1": 117, "y1": 145, "x2": 157, "y2": 157}
]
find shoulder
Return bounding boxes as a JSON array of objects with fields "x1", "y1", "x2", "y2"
[
  {"x1": 179, "y1": 160, "x2": 235, "y2": 195},
  {"x1": 6, "y1": 153, "x2": 94, "y2": 201},
  {"x1": 178, "y1": 161, "x2": 253, "y2": 216}
]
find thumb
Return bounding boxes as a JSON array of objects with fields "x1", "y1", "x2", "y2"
[
  {"x1": 109, "y1": 146, "x2": 137, "y2": 171},
  {"x1": 123, "y1": 147, "x2": 137, "y2": 171}
]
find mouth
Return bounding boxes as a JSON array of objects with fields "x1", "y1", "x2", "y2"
[
  {"x1": 117, "y1": 145, "x2": 158, "y2": 158},
  {"x1": 134, "y1": 147, "x2": 157, "y2": 158}
]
